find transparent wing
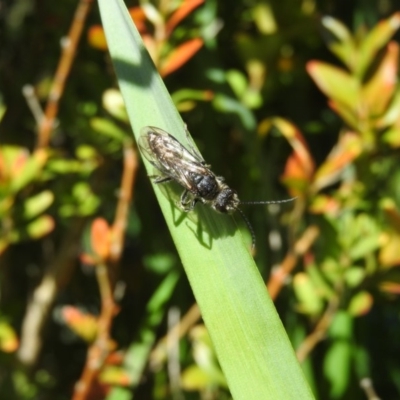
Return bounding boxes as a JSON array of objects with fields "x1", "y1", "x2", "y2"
[{"x1": 138, "y1": 126, "x2": 215, "y2": 192}]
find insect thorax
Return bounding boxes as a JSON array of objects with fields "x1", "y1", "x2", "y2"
[{"x1": 191, "y1": 173, "x2": 220, "y2": 200}]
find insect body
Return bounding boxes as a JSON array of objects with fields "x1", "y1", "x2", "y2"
[{"x1": 138, "y1": 126, "x2": 294, "y2": 249}]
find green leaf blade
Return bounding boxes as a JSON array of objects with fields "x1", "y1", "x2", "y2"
[{"x1": 98, "y1": 1, "x2": 314, "y2": 398}]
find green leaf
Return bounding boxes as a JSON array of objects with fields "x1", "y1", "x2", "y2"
[
  {"x1": 98, "y1": 0, "x2": 313, "y2": 399},
  {"x1": 23, "y1": 190, "x2": 54, "y2": 219},
  {"x1": 226, "y1": 69, "x2": 248, "y2": 98},
  {"x1": 347, "y1": 291, "x2": 373, "y2": 316},
  {"x1": 293, "y1": 272, "x2": 324, "y2": 316},
  {"x1": 26, "y1": 215, "x2": 54, "y2": 239},
  {"x1": 357, "y1": 12, "x2": 400, "y2": 77},
  {"x1": 307, "y1": 61, "x2": 360, "y2": 111},
  {"x1": 212, "y1": 93, "x2": 257, "y2": 129},
  {"x1": 103, "y1": 88, "x2": 129, "y2": 122},
  {"x1": 321, "y1": 16, "x2": 356, "y2": 70},
  {"x1": 90, "y1": 117, "x2": 127, "y2": 142},
  {"x1": 325, "y1": 312, "x2": 353, "y2": 398}
]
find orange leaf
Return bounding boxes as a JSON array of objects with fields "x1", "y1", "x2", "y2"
[
  {"x1": 160, "y1": 38, "x2": 203, "y2": 77},
  {"x1": 379, "y1": 281, "x2": 400, "y2": 295},
  {"x1": 80, "y1": 252, "x2": 97, "y2": 266},
  {"x1": 166, "y1": 0, "x2": 205, "y2": 36},
  {"x1": 105, "y1": 351, "x2": 124, "y2": 365},
  {"x1": 129, "y1": 6, "x2": 147, "y2": 34},
  {"x1": 0, "y1": 321, "x2": 19, "y2": 353},
  {"x1": 87, "y1": 25, "x2": 107, "y2": 51},
  {"x1": 313, "y1": 131, "x2": 362, "y2": 192},
  {"x1": 281, "y1": 152, "x2": 312, "y2": 196},
  {"x1": 264, "y1": 118, "x2": 315, "y2": 179},
  {"x1": 91, "y1": 218, "x2": 111, "y2": 260}
]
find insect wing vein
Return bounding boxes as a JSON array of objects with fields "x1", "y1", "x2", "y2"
[{"x1": 139, "y1": 126, "x2": 211, "y2": 192}]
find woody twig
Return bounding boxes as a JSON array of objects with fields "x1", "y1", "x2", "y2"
[{"x1": 72, "y1": 142, "x2": 138, "y2": 400}]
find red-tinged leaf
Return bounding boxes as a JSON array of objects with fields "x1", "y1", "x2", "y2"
[
  {"x1": 281, "y1": 152, "x2": 312, "y2": 196},
  {"x1": 0, "y1": 321, "x2": 19, "y2": 353},
  {"x1": 264, "y1": 117, "x2": 315, "y2": 179},
  {"x1": 99, "y1": 366, "x2": 131, "y2": 386},
  {"x1": 12, "y1": 149, "x2": 29, "y2": 178},
  {"x1": 362, "y1": 42, "x2": 398, "y2": 117},
  {"x1": 61, "y1": 306, "x2": 98, "y2": 342},
  {"x1": 321, "y1": 16, "x2": 356, "y2": 70},
  {"x1": 328, "y1": 100, "x2": 359, "y2": 130},
  {"x1": 159, "y1": 38, "x2": 203, "y2": 77},
  {"x1": 87, "y1": 25, "x2": 107, "y2": 50},
  {"x1": 128, "y1": 7, "x2": 147, "y2": 34},
  {"x1": 379, "y1": 281, "x2": 400, "y2": 294},
  {"x1": 348, "y1": 291, "x2": 373, "y2": 316},
  {"x1": 379, "y1": 231, "x2": 400, "y2": 267},
  {"x1": 91, "y1": 218, "x2": 111, "y2": 260},
  {"x1": 357, "y1": 12, "x2": 400, "y2": 77},
  {"x1": 307, "y1": 61, "x2": 360, "y2": 110},
  {"x1": 0, "y1": 146, "x2": 28, "y2": 186},
  {"x1": 309, "y1": 195, "x2": 340, "y2": 215},
  {"x1": 313, "y1": 132, "x2": 362, "y2": 192},
  {"x1": 166, "y1": 0, "x2": 204, "y2": 36},
  {"x1": 26, "y1": 215, "x2": 55, "y2": 239},
  {"x1": 80, "y1": 252, "x2": 97, "y2": 266},
  {"x1": 105, "y1": 350, "x2": 124, "y2": 365}
]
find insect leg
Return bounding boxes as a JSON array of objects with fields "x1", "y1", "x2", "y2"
[
  {"x1": 151, "y1": 175, "x2": 172, "y2": 184},
  {"x1": 179, "y1": 190, "x2": 199, "y2": 212},
  {"x1": 179, "y1": 189, "x2": 191, "y2": 208}
]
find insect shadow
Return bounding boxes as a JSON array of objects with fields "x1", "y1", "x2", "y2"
[{"x1": 154, "y1": 178, "x2": 236, "y2": 249}]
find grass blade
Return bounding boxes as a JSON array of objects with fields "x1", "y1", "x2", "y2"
[{"x1": 98, "y1": 0, "x2": 314, "y2": 398}]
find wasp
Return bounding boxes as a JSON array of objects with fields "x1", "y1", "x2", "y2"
[{"x1": 138, "y1": 126, "x2": 294, "y2": 249}]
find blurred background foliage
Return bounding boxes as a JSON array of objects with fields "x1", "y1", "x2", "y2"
[{"x1": 1, "y1": 0, "x2": 400, "y2": 399}]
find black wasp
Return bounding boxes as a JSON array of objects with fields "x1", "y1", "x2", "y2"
[{"x1": 138, "y1": 126, "x2": 295, "y2": 249}]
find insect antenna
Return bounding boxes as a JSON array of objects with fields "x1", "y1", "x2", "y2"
[
  {"x1": 239, "y1": 197, "x2": 297, "y2": 206},
  {"x1": 237, "y1": 197, "x2": 297, "y2": 250},
  {"x1": 235, "y1": 207, "x2": 257, "y2": 250}
]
